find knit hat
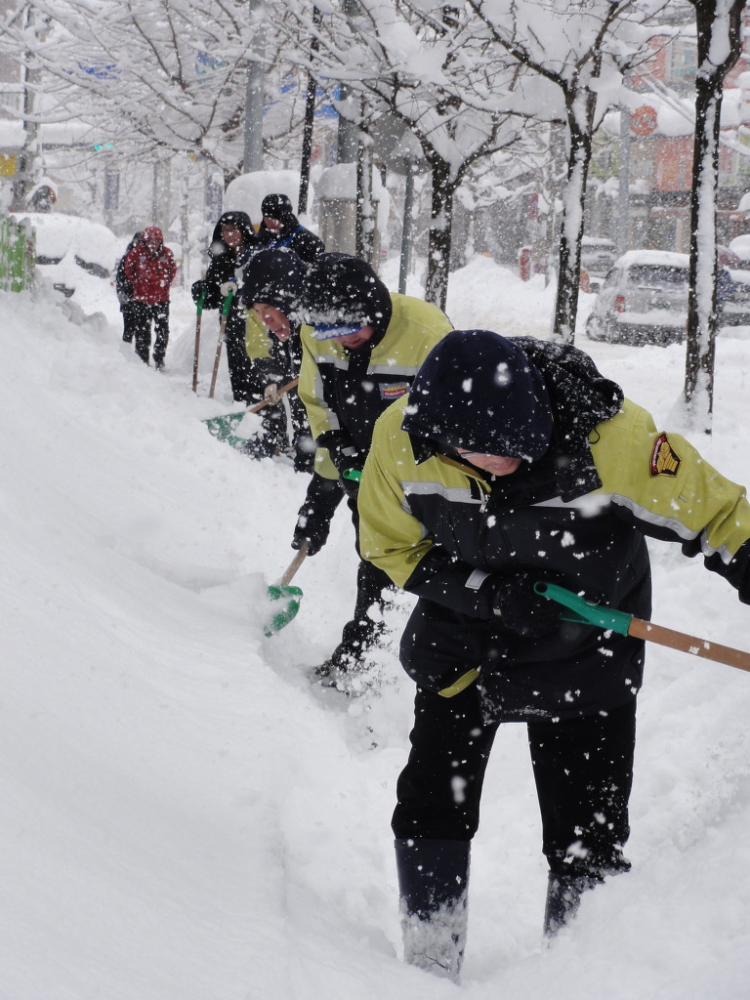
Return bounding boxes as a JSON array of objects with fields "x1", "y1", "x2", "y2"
[
  {"x1": 297, "y1": 253, "x2": 392, "y2": 340},
  {"x1": 261, "y1": 193, "x2": 295, "y2": 222},
  {"x1": 241, "y1": 248, "x2": 307, "y2": 316},
  {"x1": 402, "y1": 330, "x2": 553, "y2": 461}
]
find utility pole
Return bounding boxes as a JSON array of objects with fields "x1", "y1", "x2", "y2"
[
  {"x1": 336, "y1": 0, "x2": 360, "y2": 165},
  {"x1": 243, "y1": 0, "x2": 265, "y2": 173},
  {"x1": 617, "y1": 99, "x2": 631, "y2": 254},
  {"x1": 11, "y1": 5, "x2": 50, "y2": 212},
  {"x1": 398, "y1": 158, "x2": 417, "y2": 293}
]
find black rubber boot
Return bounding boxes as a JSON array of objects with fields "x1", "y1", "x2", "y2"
[
  {"x1": 313, "y1": 616, "x2": 386, "y2": 694},
  {"x1": 325, "y1": 616, "x2": 386, "y2": 671},
  {"x1": 543, "y1": 871, "x2": 601, "y2": 938},
  {"x1": 544, "y1": 854, "x2": 631, "y2": 939},
  {"x1": 394, "y1": 838, "x2": 470, "y2": 983}
]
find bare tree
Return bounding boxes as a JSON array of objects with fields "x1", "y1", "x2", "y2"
[
  {"x1": 683, "y1": 0, "x2": 745, "y2": 433},
  {"x1": 0, "y1": 0, "x2": 306, "y2": 179},
  {"x1": 457, "y1": 0, "x2": 670, "y2": 341},
  {"x1": 285, "y1": 0, "x2": 541, "y2": 308}
]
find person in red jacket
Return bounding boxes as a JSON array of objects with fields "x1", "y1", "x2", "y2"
[{"x1": 123, "y1": 227, "x2": 177, "y2": 369}]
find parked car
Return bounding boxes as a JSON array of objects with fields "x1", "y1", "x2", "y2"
[
  {"x1": 718, "y1": 244, "x2": 742, "y2": 269},
  {"x1": 585, "y1": 249, "x2": 750, "y2": 346},
  {"x1": 12, "y1": 212, "x2": 123, "y2": 315},
  {"x1": 580, "y1": 236, "x2": 618, "y2": 292},
  {"x1": 728, "y1": 234, "x2": 750, "y2": 270}
]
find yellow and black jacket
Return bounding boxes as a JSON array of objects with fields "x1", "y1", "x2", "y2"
[
  {"x1": 298, "y1": 294, "x2": 453, "y2": 481},
  {"x1": 359, "y1": 394, "x2": 750, "y2": 721}
]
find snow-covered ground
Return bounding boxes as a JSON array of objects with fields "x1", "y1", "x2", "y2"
[{"x1": 2, "y1": 257, "x2": 750, "y2": 999}]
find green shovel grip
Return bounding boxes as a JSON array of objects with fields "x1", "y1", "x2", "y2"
[
  {"x1": 534, "y1": 581, "x2": 634, "y2": 636},
  {"x1": 342, "y1": 468, "x2": 362, "y2": 483},
  {"x1": 221, "y1": 288, "x2": 235, "y2": 317}
]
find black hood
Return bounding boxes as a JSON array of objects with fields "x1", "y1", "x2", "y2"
[
  {"x1": 241, "y1": 248, "x2": 308, "y2": 316},
  {"x1": 259, "y1": 193, "x2": 298, "y2": 236},
  {"x1": 297, "y1": 252, "x2": 393, "y2": 341},
  {"x1": 403, "y1": 330, "x2": 554, "y2": 462},
  {"x1": 210, "y1": 211, "x2": 258, "y2": 260},
  {"x1": 404, "y1": 331, "x2": 624, "y2": 499}
]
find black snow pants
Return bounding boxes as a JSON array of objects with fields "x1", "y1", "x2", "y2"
[
  {"x1": 131, "y1": 301, "x2": 170, "y2": 368},
  {"x1": 392, "y1": 684, "x2": 636, "y2": 877},
  {"x1": 121, "y1": 301, "x2": 139, "y2": 343},
  {"x1": 224, "y1": 318, "x2": 260, "y2": 404}
]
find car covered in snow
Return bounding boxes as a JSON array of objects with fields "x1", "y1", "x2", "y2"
[
  {"x1": 580, "y1": 236, "x2": 618, "y2": 292},
  {"x1": 12, "y1": 212, "x2": 123, "y2": 315},
  {"x1": 585, "y1": 249, "x2": 750, "y2": 346},
  {"x1": 728, "y1": 234, "x2": 750, "y2": 270}
]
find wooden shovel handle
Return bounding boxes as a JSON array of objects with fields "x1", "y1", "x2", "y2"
[
  {"x1": 208, "y1": 314, "x2": 227, "y2": 399},
  {"x1": 629, "y1": 618, "x2": 750, "y2": 673},
  {"x1": 247, "y1": 377, "x2": 300, "y2": 414},
  {"x1": 192, "y1": 312, "x2": 202, "y2": 393},
  {"x1": 279, "y1": 543, "x2": 309, "y2": 587}
]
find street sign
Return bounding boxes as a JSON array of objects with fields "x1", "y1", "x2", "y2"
[
  {"x1": 369, "y1": 114, "x2": 427, "y2": 176},
  {"x1": 630, "y1": 106, "x2": 658, "y2": 137}
]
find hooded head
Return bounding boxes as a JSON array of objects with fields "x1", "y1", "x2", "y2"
[
  {"x1": 242, "y1": 248, "x2": 307, "y2": 317},
  {"x1": 402, "y1": 330, "x2": 553, "y2": 462},
  {"x1": 141, "y1": 227, "x2": 163, "y2": 252},
  {"x1": 210, "y1": 211, "x2": 257, "y2": 257},
  {"x1": 261, "y1": 193, "x2": 296, "y2": 225},
  {"x1": 298, "y1": 253, "x2": 392, "y2": 341}
]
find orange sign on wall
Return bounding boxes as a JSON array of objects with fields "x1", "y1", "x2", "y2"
[
  {"x1": 655, "y1": 136, "x2": 693, "y2": 191},
  {"x1": 0, "y1": 155, "x2": 16, "y2": 177},
  {"x1": 630, "y1": 106, "x2": 658, "y2": 137}
]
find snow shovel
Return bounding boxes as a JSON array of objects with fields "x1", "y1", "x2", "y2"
[
  {"x1": 264, "y1": 544, "x2": 309, "y2": 637},
  {"x1": 192, "y1": 289, "x2": 206, "y2": 393},
  {"x1": 535, "y1": 581, "x2": 750, "y2": 674},
  {"x1": 208, "y1": 288, "x2": 235, "y2": 399},
  {"x1": 202, "y1": 378, "x2": 300, "y2": 450}
]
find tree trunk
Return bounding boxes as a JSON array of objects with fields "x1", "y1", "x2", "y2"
[
  {"x1": 684, "y1": 0, "x2": 744, "y2": 433},
  {"x1": 684, "y1": 71, "x2": 721, "y2": 431},
  {"x1": 424, "y1": 156, "x2": 455, "y2": 312},
  {"x1": 551, "y1": 107, "x2": 592, "y2": 343}
]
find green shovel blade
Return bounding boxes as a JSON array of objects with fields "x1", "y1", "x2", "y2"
[
  {"x1": 203, "y1": 411, "x2": 248, "y2": 441},
  {"x1": 264, "y1": 584, "x2": 304, "y2": 637}
]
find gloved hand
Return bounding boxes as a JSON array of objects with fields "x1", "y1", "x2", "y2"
[
  {"x1": 291, "y1": 474, "x2": 344, "y2": 556},
  {"x1": 264, "y1": 383, "x2": 280, "y2": 405},
  {"x1": 316, "y1": 431, "x2": 363, "y2": 500},
  {"x1": 491, "y1": 571, "x2": 562, "y2": 637},
  {"x1": 339, "y1": 468, "x2": 361, "y2": 501},
  {"x1": 191, "y1": 280, "x2": 205, "y2": 305},
  {"x1": 220, "y1": 278, "x2": 237, "y2": 298}
]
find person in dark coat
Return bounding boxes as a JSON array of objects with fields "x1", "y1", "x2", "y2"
[
  {"x1": 115, "y1": 231, "x2": 142, "y2": 345},
  {"x1": 257, "y1": 193, "x2": 324, "y2": 264},
  {"x1": 295, "y1": 253, "x2": 453, "y2": 687},
  {"x1": 122, "y1": 227, "x2": 176, "y2": 369},
  {"x1": 240, "y1": 247, "x2": 316, "y2": 472},
  {"x1": 358, "y1": 329, "x2": 750, "y2": 981},
  {"x1": 191, "y1": 211, "x2": 261, "y2": 403}
]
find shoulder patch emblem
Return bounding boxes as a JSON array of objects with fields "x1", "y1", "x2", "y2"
[
  {"x1": 379, "y1": 381, "x2": 410, "y2": 401},
  {"x1": 650, "y1": 433, "x2": 681, "y2": 476}
]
